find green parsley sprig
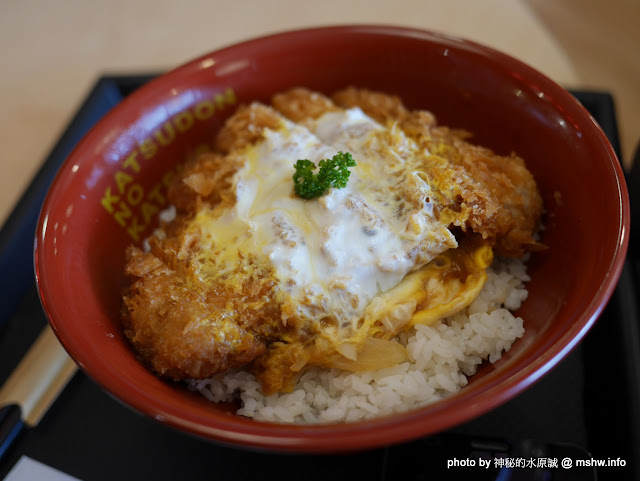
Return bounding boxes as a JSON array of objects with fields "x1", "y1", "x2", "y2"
[{"x1": 293, "y1": 151, "x2": 357, "y2": 199}]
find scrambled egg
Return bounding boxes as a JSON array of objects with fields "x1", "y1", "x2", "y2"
[{"x1": 184, "y1": 106, "x2": 489, "y2": 379}]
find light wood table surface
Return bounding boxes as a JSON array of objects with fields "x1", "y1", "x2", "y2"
[{"x1": 2, "y1": 0, "x2": 635, "y2": 229}]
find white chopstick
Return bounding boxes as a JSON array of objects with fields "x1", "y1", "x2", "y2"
[{"x1": 0, "y1": 326, "x2": 78, "y2": 426}]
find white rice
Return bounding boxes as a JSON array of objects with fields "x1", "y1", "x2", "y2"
[{"x1": 187, "y1": 257, "x2": 529, "y2": 424}]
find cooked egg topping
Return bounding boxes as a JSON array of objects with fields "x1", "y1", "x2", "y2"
[{"x1": 189, "y1": 106, "x2": 459, "y2": 333}]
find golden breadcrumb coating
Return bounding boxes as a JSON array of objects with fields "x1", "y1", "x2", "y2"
[{"x1": 122, "y1": 235, "x2": 284, "y2": 381}]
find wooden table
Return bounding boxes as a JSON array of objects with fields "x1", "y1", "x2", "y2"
[{"x1": 0, "y1": 0, "x2": 583, "y2": 226}]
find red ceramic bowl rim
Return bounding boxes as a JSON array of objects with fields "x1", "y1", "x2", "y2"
[{"x1": 35, "y1": 24, "x2": 630, "y2": 453}]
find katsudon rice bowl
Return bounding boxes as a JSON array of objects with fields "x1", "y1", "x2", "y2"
[{"x1": 35, "y1": 26, "x2": 629, "y2": 452}]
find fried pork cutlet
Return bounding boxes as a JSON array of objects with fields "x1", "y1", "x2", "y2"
[
  {"x1": 122, "y1": 241, "x2": 281, "y2": 380},
  {"x1": 330, "y1": 87, "x2": 543, "y2": 257},
  {"x1": 122, "y1": 87, "x2": 543, "y2": 394},
  {"x1": 122, "y1": 105, "x2": 288, "y2": 382}
]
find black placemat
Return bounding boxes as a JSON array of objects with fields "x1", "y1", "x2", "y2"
[{"x1": 0, "y1": 76, "x2": 638, "y2": 481}]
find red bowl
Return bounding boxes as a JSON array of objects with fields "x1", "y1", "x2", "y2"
[{"x1": 34, "y1": 25, "x2": 629, "y2": 453}]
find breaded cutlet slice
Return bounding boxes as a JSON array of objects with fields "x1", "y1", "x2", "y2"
[
  {"x1": 122, "y1": 104, "x2": 289, "y2": 384},
  {"x1": 329, "y1": 87, "x2": 543, "y2": 257}
]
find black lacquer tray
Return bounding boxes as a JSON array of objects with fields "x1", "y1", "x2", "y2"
[{"x1": 0, "y1": 75, "x2": 638, "y2": 480}]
